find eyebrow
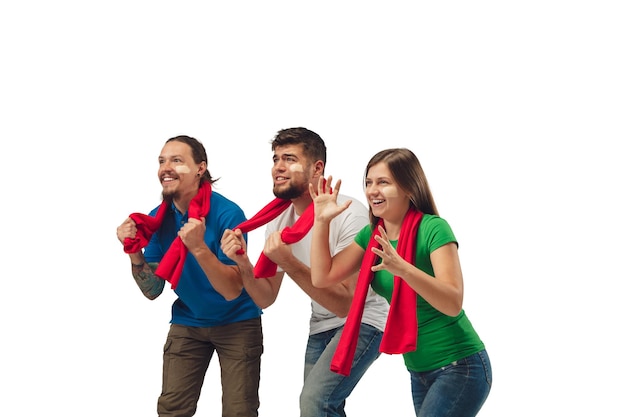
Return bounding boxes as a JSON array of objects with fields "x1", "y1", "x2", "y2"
[{"x1": 274, "y1": 152, "x2": 299, "y2": 159}]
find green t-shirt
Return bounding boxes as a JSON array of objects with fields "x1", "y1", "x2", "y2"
[{"x1": 355, "y1": 214, "x2": 485, "y2": 372}]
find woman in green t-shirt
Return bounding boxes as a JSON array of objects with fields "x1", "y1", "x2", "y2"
[{"x1": 309, "y1": 148, "x2": 492, "y2": 417}]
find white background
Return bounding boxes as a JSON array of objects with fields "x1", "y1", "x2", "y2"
[{"x1": 1, "y1": 1, "x2": 625, "y2": 416}]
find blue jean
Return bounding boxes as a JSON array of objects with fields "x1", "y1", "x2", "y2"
[
  {"x1": 409, "y1": 349, "x2": 492, "y2": 417},
  {"x1": 300, "y1": 323, "x2": 383, "y2": 417}
]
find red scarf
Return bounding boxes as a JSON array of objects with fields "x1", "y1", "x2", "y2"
[
  {"x1": 234, "y1": 198, "x2": 315, "y2": 278},
  {"x1": 330, "y1": 208, "x2": 423, "y2": 376},
  {"x1": 123, "y1": 182, "x2": 212, "y2": 289}
]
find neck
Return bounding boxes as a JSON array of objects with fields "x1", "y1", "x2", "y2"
[
  {"x1": 382, "y1": 222, "x2": 401, "y2": 240},
  {"x1": 383, "y1": 208, "x2": 411, "y2": 240},
  {"x1": 173, "y1": 197, "x2": 190, "y2": 214},
  {"x1": 173, "y1": 184, "x2": 201, "y2": 214},
  {"x1": 291, "y1": 193, "x2": 313, "y2": 216}
]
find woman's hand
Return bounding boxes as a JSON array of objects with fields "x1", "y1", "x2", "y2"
[
  {"x1": 371, "y1": 225, "x2": 411, "y2": 277},
  {"x1": 309, "y1": 175, "x2": 352, "y2": 223}
]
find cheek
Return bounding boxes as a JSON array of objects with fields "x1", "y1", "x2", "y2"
[
  {"x1": 175, "y1": 165, "x2": 191, "y2": 174},
  {"x1": 289, "y1": 164, "x2": 304, "y2": 173},
  {"x1": 382, "y1": 185, "x2": 399, "y2": 198}
]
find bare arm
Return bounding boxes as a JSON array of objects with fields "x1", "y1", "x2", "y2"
[
  {"x1": 180, "y1": 218, "x2": 244, "y2": 301},
  {"x1": 221, "y1": 228, "x2": 283, "y2": 309},
  {"x1": 264, "y1": 230, "x2": 354, "y2": 318},
  {"x1": 116, "y1": 218, "x2": 165, "y2": 300},
  {"x1": 372, "y1": 226, "x2": 464, "y2": 316},
  {"x1": 309, "y1": 176, "x2": 364, "y2": 289},
  {"x1": 131, "y1": 258, "x2": 166, "y2": 300}
]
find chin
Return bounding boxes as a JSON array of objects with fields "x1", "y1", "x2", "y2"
[{"x1": 162, "y1": 189, "x2": 177, "y2": 201}]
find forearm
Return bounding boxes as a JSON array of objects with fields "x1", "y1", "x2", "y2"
[
  {"x1": 310, "y1": 219, "x2": 333, "y2": 288},
  {"x1": 238, "y1": 260, "x2": 282, "y2": 309},
  {"x1": 400, "y1": 265, "x2": 463, "y2": 316},
  {"x1": 282, "y1": 256, "x2": 353, "y2": 318},
  {"x1": 191, "y1": 246, "x2": 244, "y2": 301},
  {"x1": 131, "y1": 258, "x2": 165, "y2": 300}
]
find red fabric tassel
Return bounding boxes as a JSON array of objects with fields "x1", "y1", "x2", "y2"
[
  {"x1": 234, "y1": 198, "x2": 315, "y2": 278},
  {"x1": 123, "y1": 182, "x2": 212, "y2": 289},
  {"x1": 331, "y1": 209, "x2": 423, "y2": 376}
]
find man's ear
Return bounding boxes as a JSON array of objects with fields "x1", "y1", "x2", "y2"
[
  {"x1": 198, "y1": 161, "x2": 207, "y2": 177},
  {"x1": 313, "y1": 160, "x2": 325, "y2": 176}
]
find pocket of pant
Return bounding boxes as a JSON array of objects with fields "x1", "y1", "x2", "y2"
[
  {"x1": 163, "y1": 339, "x2": 173, "y2": 354},
  {"x1": 245, "y1": 344, "x2": 264, "y2": 360}
]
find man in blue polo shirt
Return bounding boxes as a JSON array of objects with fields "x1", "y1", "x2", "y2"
[{"x1": 116, "y1": 135, "x2": 262, "y2": 417}]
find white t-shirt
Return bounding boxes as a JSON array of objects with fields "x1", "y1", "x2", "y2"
[{"x1": 265, "y1": 194, "x2": 389, "y2": 335}]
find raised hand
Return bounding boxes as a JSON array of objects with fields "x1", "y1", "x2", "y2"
[{"x1": 309, "y1": 175, "x2": 352, "y2": 223}]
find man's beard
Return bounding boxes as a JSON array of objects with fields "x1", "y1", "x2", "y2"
[
  {"x1": 273, "y1": 181, "x2": 306, "y2": 200},
  {"x1": 162, "y1": 189, "x2": 177, "y2": 204}
]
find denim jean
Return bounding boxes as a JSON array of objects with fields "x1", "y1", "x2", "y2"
[
  {"x1": 300, "y1": 323, "x2": 383, "y2": 417},
  {"x1": 409, "y1": 349, "x2": 492, "y2": 417}
]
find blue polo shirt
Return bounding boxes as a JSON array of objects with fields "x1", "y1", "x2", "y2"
[{"x1": 143, "y1": 191, "x2": 262, "y2": 327}]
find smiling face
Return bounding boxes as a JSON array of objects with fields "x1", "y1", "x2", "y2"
[
  {"x1": 365, "y1": 161, "x2": 410, "y2": 223},
  {"x1": 158, "y1": 140, "x2": 205, "y2": 202},
  {"x1": 271, "y1": 144, "x2": 317, "y2": 200}
]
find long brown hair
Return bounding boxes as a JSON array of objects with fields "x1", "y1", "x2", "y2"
[
  {"x1": 364, "y1": 148, "x2": 439, "y2": 228},
  {"x1": 166, "y1": 135, "x2": 218, "y2": 185}
]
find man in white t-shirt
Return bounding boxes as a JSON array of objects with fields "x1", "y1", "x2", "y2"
[{"x1": 221, "y1": 127, "x2": 389, "y2": 417}]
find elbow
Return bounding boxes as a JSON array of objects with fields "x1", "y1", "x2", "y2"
[
  {"x1": 443, "y1": 296, "x2": 463, "y2": 317},
  {"x1": 255, "y1": 296, "x2": 278, "y2": 310},
  {"x1": 311, "y1": 274, "x2": 333, "y2": 289},
  {"x1": 335, "y1": 307, "x2": 350, "y2": 318},
  {"x1": 223, "y1": 291, "x2": 243, "y2": 302},
  {"x1": 221, "y1": 285, "x2": 245, "y2": 302},
  {"x1": 311, "y1": 273, "x2": 323, "y2": 288},
  {"x1": 333, "y1": 296, "x2": 353, "y2": 318},
  {"x1": 444, "y1": 306, "x2": 462, "y2": 317}
]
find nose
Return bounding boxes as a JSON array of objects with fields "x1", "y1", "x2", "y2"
[
  {"x1": 273, "y1": 159, "x2": 287, "y2": 172},
  {"x1": 163, "y1": 159, "x2": 174, "y2": 169}
]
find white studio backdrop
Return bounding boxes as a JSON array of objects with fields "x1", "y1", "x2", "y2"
[{"x1": 1, "y1": 1, "x2": 625, "y2": 416}]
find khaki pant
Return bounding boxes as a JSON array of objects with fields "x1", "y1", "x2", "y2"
[{"x1": 157, "y1": 318, "x2": 263, "y2": 417}]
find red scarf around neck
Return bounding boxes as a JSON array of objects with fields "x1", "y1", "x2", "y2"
[
  {"x1": 234, "y1": 197, "x2": 315, "y2": 278},
  {"x1": 123, "y1": 182, "x2": 212, "y2": 289},
  {"x1": 330, "y1": 208, "x2": 424, "y2": 376}
]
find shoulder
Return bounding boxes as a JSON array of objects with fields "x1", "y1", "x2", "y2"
[
  {"x1": 420, "y1": 214, "x2": 457, "y2": 248},
  {"x1": 210, "y1": 191, "x2": 244, "y2": 211},
  {"x1": 355, "y1": 223, "x2": 374, "y2": 249},
  {"x1": 421, "y1": 214, "x2": 451, "y2": 229},
  {"x1": 209, "y1": 191, "x2": 246, "y2": 223}
]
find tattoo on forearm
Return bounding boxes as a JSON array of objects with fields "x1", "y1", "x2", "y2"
[{"x1": 132, "y1": 262, "x2": 165, "y2": 300}]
